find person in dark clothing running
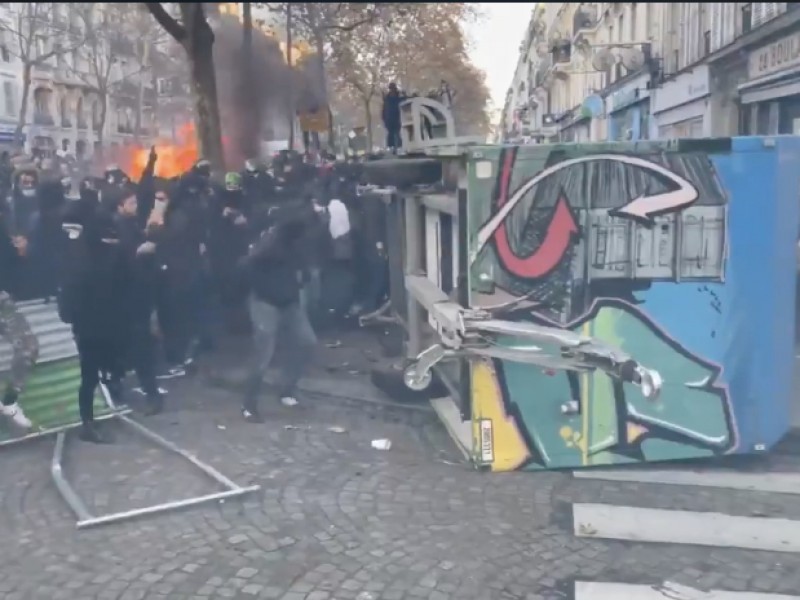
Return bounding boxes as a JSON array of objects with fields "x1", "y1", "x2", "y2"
[
  {"x1": 111, "y1": 186, "x2": 164, "y2": 416},
  {"x1": 382, "y1": 82, "x2": 404, "y2": 154},
  {"x1": 238, "y1": 202, "x2": 318, "y2": 422},
  {"x1": 59, "y1": 192, "x2": 129, "y2": 443}
]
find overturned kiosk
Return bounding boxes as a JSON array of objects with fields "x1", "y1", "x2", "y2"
[{"x1": 360, "y1": 95, "x2": 800, "y2": 471}]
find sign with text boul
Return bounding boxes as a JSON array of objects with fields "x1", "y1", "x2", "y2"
[{"x1": 749, "y1": 32, "x2": 800, "y2": 79}]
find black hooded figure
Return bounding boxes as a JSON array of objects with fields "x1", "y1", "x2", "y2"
[
  {"x1": 242, "y1": 158, "x2": 275, "y2": 208},
  {"x1": 382, "y1": 82, "x2": 404, "y2": 153},
  {"x1": 26, "y1": 179, "x2": 67, "y2": 300},
  {"x1": 59, "y1": 193, "x2": 129, "y2": 444}
]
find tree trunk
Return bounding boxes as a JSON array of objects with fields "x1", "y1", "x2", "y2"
[
  {"x1": 15, "y1": 63, "x2": 32, "y2": 150},
  {"x1": 134, "y1": 42, "x2": 150, "y2": 144},
  {"x1": 286, "y1": 3, "x2": 295, "y2": 151},
  {"x1": 239, "y1": 2, "x2": 260, "y2": 159},
  {"x1": 364, "y1": 97, "x2": 373, "y2": 150},
  {"x1": 185, "y1": 15, "x2": 225, "y2": 171},
  {"x1": 313, "y1": 32, "x2": 335, "y2": 150},
  {"x1": 97, "y1": 92, "x2": 108, "y2": 150}
]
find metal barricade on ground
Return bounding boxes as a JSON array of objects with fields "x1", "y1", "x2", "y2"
[{"x1": 0, "y1": 299, "x2": 259, "y2": 529}]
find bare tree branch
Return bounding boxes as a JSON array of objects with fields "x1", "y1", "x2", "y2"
[{"x1": 144, "y1": 2, "x2": 186, "y2": 43}]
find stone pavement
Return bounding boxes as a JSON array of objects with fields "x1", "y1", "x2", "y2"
[{"x1": 2, "y1": 349, "x2": 800, "y2": 599}]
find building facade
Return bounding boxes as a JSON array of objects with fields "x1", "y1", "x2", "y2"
[
  {"x1": 501, "y1": 2, "x2": 800, "y2": 143},
  {"x1": 0, "y1": 2, "x2": 163, "y2": 158}
]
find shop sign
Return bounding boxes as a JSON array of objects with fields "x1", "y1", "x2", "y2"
[
  {"x1": 749, "y1": 32, "x2": 800, "y2": 80},
  {"x1": 652, "y1": 66, "x2": 710, "y2": 114},
  {"x1": 607, "y1": 74, "x2": 651, "y2": 114}
]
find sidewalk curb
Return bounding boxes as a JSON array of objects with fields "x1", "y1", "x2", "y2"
[{"x1": 203, "y1": 369, "x2": 436, "y2": 414}]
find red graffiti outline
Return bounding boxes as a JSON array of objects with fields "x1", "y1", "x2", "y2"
[{"x1": 493, "y1": 149, "x2": 580, "y2": 280}]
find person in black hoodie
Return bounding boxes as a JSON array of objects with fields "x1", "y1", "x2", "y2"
[
  {"x1": 238, "y1": 201, "x2": 318, "y2": 422},
  {"x1": 154, "y1": 172, "x2": 208, "y2": 374},
  {"x1": 111, "y1": 186, "x2": 164, "y2": 416},
  {"x1": 382, "y1": 82, "x2": 405, "y2": 154},
  {"x1": 59, "y1": 188, "x2": 128, "y2": 443}
]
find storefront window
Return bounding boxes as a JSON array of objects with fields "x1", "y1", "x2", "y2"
[
  {"x1": 778, "y1": 98, "x2": 800, "y2": 134},
  {"x1": 657, "y1": 117, "x2": 704, "y2": 139},
  {"x1": 688, "y1": 118, "x2": 704, "y2": 138},
  {"x1": 611, "y1": 111, "x2": 629, "y2": 141},
  {"x1": 756, "y1": 103, "x2": 771, "y2": 135}
]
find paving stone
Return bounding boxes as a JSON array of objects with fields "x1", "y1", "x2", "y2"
[{"x1": 1, "y1": 360, "x2": 800, "y2": 600}]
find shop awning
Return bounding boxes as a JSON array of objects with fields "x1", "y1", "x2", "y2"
[{"x1": 739, "y1": 64, "x2": 800, "y2": 104}]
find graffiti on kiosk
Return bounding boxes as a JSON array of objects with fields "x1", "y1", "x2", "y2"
[{"x1": 470, "y1": 146, "x2": 734, "y2": 468}]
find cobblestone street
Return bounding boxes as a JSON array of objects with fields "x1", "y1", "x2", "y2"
[{"x1": 3, "y1": 361, "x2": 800, "y2": 599}]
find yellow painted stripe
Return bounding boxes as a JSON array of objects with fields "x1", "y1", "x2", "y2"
[{"x1": 581, "y1": 321, "x2": 591, "y2": 466}]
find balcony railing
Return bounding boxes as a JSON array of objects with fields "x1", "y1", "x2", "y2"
[{"x1": 33, "y1": 112, "x2": 54, "y2": 126}]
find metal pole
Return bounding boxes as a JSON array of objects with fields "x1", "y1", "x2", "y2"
[
  {"x1": 286, "y1": 2, "x2": 295, "y2": 150},
  {"x1": 51, "y1": 432, "x2": 93, "y2": 522},
  {"x1": 76, "y1": 486, "x2": 261, "y2": 530}
]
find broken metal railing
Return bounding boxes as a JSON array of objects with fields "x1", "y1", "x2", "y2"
[
  {"x1": 403, "y1": 275, "x2": 663, "y2": 398},
  {"x1": 51, "y1": 385, "x2": 261, "y2": 530}
]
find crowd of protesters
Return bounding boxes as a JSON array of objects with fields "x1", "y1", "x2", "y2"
[{"x1": 0, "y1": 147, "x2": 390, "y2": 443}]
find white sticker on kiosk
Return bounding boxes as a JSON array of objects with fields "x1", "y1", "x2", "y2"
[
  {"x1": 475, "y1": 160, "x2": 493, "y2": 180},
  {"x1": 479, "y1": 419, "x2": 494, "y2": 463}
]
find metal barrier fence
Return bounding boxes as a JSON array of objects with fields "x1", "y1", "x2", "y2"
[{"x1": 0, "y1": 298, "x2": 260, "y2": 528}]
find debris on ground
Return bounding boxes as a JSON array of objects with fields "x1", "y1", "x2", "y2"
[
  {"x1": 327, "y1": 426, "x2": 347, "y2": 434},
  {"x1": 371, "y1": 439, "x2": 392, "y2": 450}
]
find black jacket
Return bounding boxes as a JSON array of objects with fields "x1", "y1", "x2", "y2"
[
  {"x1": 60, "y1": 206, "x2": 129, "y2": 339},
  {"x1": 242, "y1": 206, "x2": 314, "y2": 308},
  {"x1": 114, "y1": 212, "x2": 158, "y2": 322},
  {"x1": 382, "y1": 90, "x2": 404, "y2": 130}
]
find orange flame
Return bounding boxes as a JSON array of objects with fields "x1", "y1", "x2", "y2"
[{"x1": 122, "y1": 122, "x2": 200, "y2": 180}]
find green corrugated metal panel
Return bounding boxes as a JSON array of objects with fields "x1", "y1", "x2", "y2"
[
  {"x1": 0, "y1": 357, "x2": 114, "y2": 442},
  {"x1": 0, "y1": 299, "x2": 118, "y2": 442}
]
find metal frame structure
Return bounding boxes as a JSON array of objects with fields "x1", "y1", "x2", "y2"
[{"x1": 51, "y1": 386, "x2": 261, "y2": 530}]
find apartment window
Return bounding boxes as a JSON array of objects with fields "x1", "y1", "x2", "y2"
[
  {"x1": 3, "y1": 80, "x2": 14, "y2": 117},
  {"x1": 54, "y1": 43, "x2": 65, "y2": 67},
  {"x1": 630, "y1": 4, "x2": 637, "y2": 40},
  {"x1": 35, "y1": 35, "x2": 46, "y2": 59},
  {"x1": 0, "y1": 30, "x2": 9, "y2": 63},
  {"x1": 617, "y1": 15, "x2": 623, "y2": 42},
  {"x1": 742, "y1": 3, "x2": 753, "y2": 34},
  {"x1": 33, "y1": 88, "x2": 51, "y2": 116}
]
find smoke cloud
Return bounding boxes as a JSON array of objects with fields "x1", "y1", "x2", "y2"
[{"x1": 212, "y1": 14, "x2": 326, "y2": 163}]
